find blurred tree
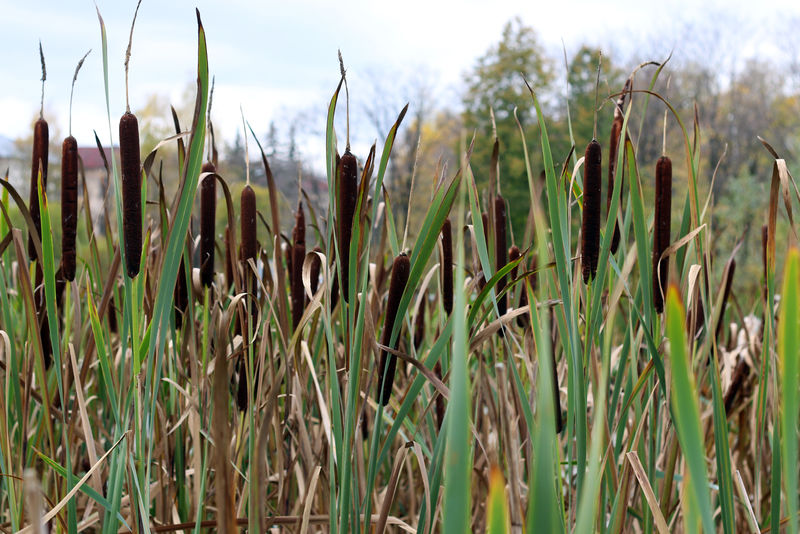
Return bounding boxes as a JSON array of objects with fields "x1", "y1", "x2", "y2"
[
  {"x1": 554, "y1": 46, "x2": 625, "y2": 158},
  {"x1": 361, "y1": 65, "x2": 436, "y2": 238},
  {"x1": 462, "y1": 17, "x2": 555, "y2": 236}
]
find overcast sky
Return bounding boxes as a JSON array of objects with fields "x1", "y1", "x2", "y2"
[{"x1": 2, "y1": 0, "x2": 799, "y2": 160}]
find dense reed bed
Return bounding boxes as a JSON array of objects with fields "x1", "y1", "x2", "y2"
[{"x1": 2, "y1": 9, "x2": 800, "y2": 534}]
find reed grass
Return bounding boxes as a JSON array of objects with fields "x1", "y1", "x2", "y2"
[{"x1": 2, "y1": 12, "x2": 800, "y2": 534}]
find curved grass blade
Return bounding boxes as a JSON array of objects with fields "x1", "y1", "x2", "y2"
[
  {"x1": 665, "y1": 286, "x2": 714, "y2": 532},
  {"x1": 778, "y1": 247, "x2": 800, "y2": 534}
]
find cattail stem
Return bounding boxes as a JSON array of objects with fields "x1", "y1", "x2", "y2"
[
  {"x1": 592, "y1": 51, "x2": 602, "y2": 140},
  {"x1": 224, "y1": 225, "x2": 234, "y2": 289},
  {"x1": 200, "y1": 162, "x2": 216, "y2": 287},
  {"x1": 124, "y1": 0, "x2": 142, "y2": 112},
  {"x1": 119, "y1": 111, "x2": 142, "y2": 277},
  {"x1": 581, "y1": 140, "x2": 602, "y2": 283},
  {"x1": 38, "y1": 42, "x2": 46, "y2": 119},
  {"x1": 607, "y1": 81, "x2": 628, "y2": 254},
  {"x1": 377, "y1": 253, "x2": 410, "y2": 406},
  {"x1": 68, "y1": 50, "x2": 90, "y2": 136},
  {"x1": 652, "y1": 155, "x2": 672, "y2": 313},
  {"x1": 61, "y1": 136, "x2": 78, "y2": 281},
  {"x1": 762, "y1": 224, "x2": 769, "y2": 305},
  {"x1": 337, "y1": 150, "x2": 357, "y2": 303},
  {"x1": 338, "y1": 50, "x2": 350, "y2": 150}
]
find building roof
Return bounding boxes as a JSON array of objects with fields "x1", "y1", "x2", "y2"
[{"x1": 78, "y1": 146, "x2": 117, "y2": 170}]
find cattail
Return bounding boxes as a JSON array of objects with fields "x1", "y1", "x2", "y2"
[
  {"x1": 236, "y1": 359, "x2": 248, "y2": 412},
  {"x1": 338, "y1": 149, "x2": 358, "y2": 303},
  {"x1": 494, "y1": 196, "x2": 508, "y2": 317},
  {"x1": 607, "y1": 81, "x2": 629, "y2": 254},
  {"x1": 54, "y1": 265, "x2": 67, "y2": 326},
  {"x1": 119, "y1": 111, "x2": 142, "y2": 278},
  {"x1": 441, "y1": 218, "x2": 453, "y2": 315},
  {"x1": 723, "y1": 358, "x2": 749, "y2": 415},
  {"x1": 60, "y1": 136, "x2": 78, "y2": 281},
  {"x1": 581, "y1": 140, "x2": 602, "y2": 283},
  {"x1": 28, "y1": 118, "x2": 49, "y2": 259},
  {"x1": 377, "y1": 253, "x2": 410, "y2": 406},
  {"x1": 310, "y1": 246, "x2": 322, "y2": 296},
  {"x1": 434, "y1": 361, "x2": 445, "y2": 430},
  {"x1": 714, "y1": 257, "x2": 736, "y2": 342},
  {"x1": 174, "y1": 256, "x2": 189, "y2": 328},
  {"x1": 360, "y1": 410, "x2": 370, "y2": 441},
  {"x1": 200, "y1": 162, "x2": 216, "y2": 287},
  {"x1": 652, "y1": 155, "x2": 672, "y2": 313},
  {"x1": 414, "y1": 295, "x2": 426, "y2": 350},
  {"x1": 330, "y1": 263, "x2": 340, "y2": 311},
  {"x1": 509, "y1": 245, "x2": 521, "y2": 281},
  {"x1": 291, "y1": 202, "x2": 306, "y2": 329},
  {"x1": 240, "y1": 184, "x2": 257, "y2": 287},
  {"x1": 33, "y1": 266, "x2": 51, "y2": 367},
  {"x1": 108, "y1": 295, "x2": 118, "y2": 334},
  {"x1": 687, "y1": 295, "x2": 705, "y2": 339}
]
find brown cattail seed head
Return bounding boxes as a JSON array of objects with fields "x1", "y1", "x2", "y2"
[
  {"x1": 508, "y1": 245, "x2": 521, "y2": 281},
  {"x1": 174, "y1": 256, "x2": 189, "y2": 328},
  {"x1": 29, "y1": 118, "x2": 49, "y2": 259},
  {"x1": 652, "y1": 155, "x2": 672, "y2": 313},
  {"x1": 293, "y1": 201, "x2": 305, "y2": 245},
  {"x1": 581, "y1": 139, "x2": 602, "y2": 283},
  {"x1": 119, "y1": 111, "x2": 142, "y2": 278},
  {"x1": 290, "y1": 203, "x2": 306, "y2": 329},
  {"x1": 607, "y1": 107, "x2": 623, "y2": 253},
  {"x1": 414, "y1": 295, "x2": 426, "y2": 350},
  {"x1": 441, "y1": 218, "x2": 453, "y2": 315},
  {"x1": 61, "y1": 135, "x2": 78, "y2": 281},
  {"x1": 236, "y1": 359, "x2": 248, "y2": 413},
  {"x1": 33, "y1": 266, "x2": 51, "y2": 367},
  {"x1": 434, "y1": 360, "x2": 445, "y2": 430},
  {"x1": 200, "y1": 162, "x2": 217, "y2": 287},
  {"x1": 240, "y1": 184, "x2": 257, "y2": 281},
  {"x1": 377, "y1": 253, "x2": 410, "y2": 406},
  {"x1": 494, "y1": 195, "x2": 508, "y2": 317},
  {"x1": 108, "y1": 295, "x2": 118, "y2": 334},
  {"x1": 723, "y1": 358, "x2": 750, "y2": 415},
  {"x1": 337, "y1": 150, "x2": 358, "y2": 303}
]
